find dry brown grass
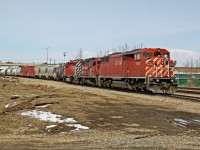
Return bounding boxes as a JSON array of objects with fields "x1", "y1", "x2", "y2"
[{"x1": 0, "y1": 76, "x2": 200, "y2": 149}]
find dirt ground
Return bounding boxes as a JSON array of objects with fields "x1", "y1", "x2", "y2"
[{"x1": 0, "y1": 76, "x2": 200, "y2": 150}]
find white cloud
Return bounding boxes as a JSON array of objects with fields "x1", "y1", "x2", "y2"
[{"x1": 169, "y1": 49, "x2": 200, "y2": 67}]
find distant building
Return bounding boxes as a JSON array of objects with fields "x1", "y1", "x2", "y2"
[{"x1": 5, "y1": 61, "x2": 14, "y2": 64}]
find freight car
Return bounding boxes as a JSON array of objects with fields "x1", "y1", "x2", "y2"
[
  {"x1": 11, "y1": 68, "x2": 17, "y2": 76},
  {"x1": 34, "y1": 66, "x2": 41, "y2": 78},
  {"x1": 6, "y1": 68, "x2": 12, "y2": 76},
  {"x1": 0, "y1": 69, "x2": 6, "y2": 75},
  {"x1": 54, "y1": 64, "x2": 64, "y2": 81},
  {"x1": 21, "y1": 66, "x2": 35, "y2": 77},
  {"x1": 64, "y1": 48, "x2": 178, "y2": 94},
  {"x1": 36, "y1": 66, "x2": 56, "y2": 80},
  {"x1": 16, "y1": 67, "x2": 21, "y2": 76}
]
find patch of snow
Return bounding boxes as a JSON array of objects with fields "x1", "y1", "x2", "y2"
[
  {"x1": 36, "y1": 104, "x2": 51, "y2": 108},
  {"x1": 65, "y1": 118, "x2": 77, "y2": 123},
  {"x1": 5, "y1": 102, "x2": 17, "y2": 108},
  {"x1": 110, "y1": 116, "x2": 124, "y2": 119},
  {"x1": 174, "y1": 118, "x2": 189, "y2": 125},
  {"x1": 21, "y1": 110, "x2": 77, "y2": 123},
  {"x1": 193, "y1": 119, "x2": 200, "y2": 123},
  {"x1": 174, "y1": 118, "x2": 190, "y2": 128},
  {"x1": 173, "y1": 122, "x2": 186, "y2": 128},
  {"x1": 67, "y1": 124, "x2": 89, "y2": 130},
  {"x1": 4, "y1": 104, "x2": 10, "y2": 108},
  {"x1": 46, "y1": 125, "x2": 57, "y2": 129}
]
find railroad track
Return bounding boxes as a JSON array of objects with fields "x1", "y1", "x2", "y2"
[
  {"x1": 177, "y1": 87, "x2": 200, "y2": 94},
  {"x1": 170, "y1": 87, "x2": 200, "y2": 101},
  {"x1": 170, "y1": 94, "x2": 200, "y2": 102}
]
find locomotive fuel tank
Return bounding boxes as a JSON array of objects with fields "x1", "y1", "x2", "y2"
[{"x1": 111, "y1": 81, "x2": 130, "y2": 89}]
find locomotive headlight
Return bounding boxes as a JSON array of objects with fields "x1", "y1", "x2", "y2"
[
  {"x1": 171, "y1": 79, "x2": 174, "y2": 83},
  {"x1": 156, "y1": 79, "x2": 159, "y2": 82}
]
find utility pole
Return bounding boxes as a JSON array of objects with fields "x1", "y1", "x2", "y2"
[{"x1": 46, "y1": 47, "x2": 49, "y2": 64}]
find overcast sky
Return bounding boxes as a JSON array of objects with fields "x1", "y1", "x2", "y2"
[{"x1": 0, "y1": 0, "x2": 200, "y2": 66}]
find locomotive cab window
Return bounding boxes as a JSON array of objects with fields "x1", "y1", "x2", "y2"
[
  {"x1": 134, "y1": 53, "x2": 141, "y2": 60},
  {"x1": 154, "y1": 51, "x2": 161, "y2": 57},
  {"x1": 143, "y1": 52, "x2": 152, "y2": 59}
]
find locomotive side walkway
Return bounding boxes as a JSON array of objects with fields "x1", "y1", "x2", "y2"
[{"x1": 0, "y1": 76, "x2": 200, "y2": 149}]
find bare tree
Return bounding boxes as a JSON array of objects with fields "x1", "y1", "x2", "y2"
[
  {"x1": 112, "y1": 48, "x2": 118, "y2": 53},
  {"x1": 97, "y1": 50, "x2": 103, "y2": 57},
  {"x1": 183, "y1": 57, "x2": 195, "y2": 87},
  {"x1": 132, "y1": 43, "x2": 145, "y2": 49},
  {"x1": 117, "y1": 43, "x2": 131, "y2": 52},
  {"x1": 121, "y1": 43, "x2": 130, "y2": 52},
  {"x1": 99, "y1": 42, "x2": 145, "y2": 57},
  {"x1": 184, "y1": 59, "x2": 190, "y2": 68},
  {"x1": 76, "y1": 48, "x2": 83, "y2": 59},
  {"x1": 119, "y1": 43, "x2": 145, "y2": 52}
]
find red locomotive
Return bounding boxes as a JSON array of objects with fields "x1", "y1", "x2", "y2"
[{"x1": 64, "y1": 48, "x2": 178, "y2": 94}]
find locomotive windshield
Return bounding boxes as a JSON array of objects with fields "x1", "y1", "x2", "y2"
[{"x1": 154, "y1": 51, "x2": 161, "y2": 57}]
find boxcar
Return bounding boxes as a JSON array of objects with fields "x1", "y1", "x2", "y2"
[{"x1": 21, "y1": 66, "x2": 35, "y2": 77}]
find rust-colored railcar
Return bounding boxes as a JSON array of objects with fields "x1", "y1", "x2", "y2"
[{"x1": 21, "y1": 66, "x2": 35, "y2": 77}]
